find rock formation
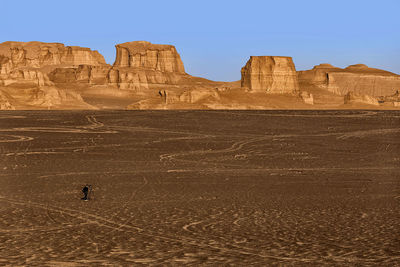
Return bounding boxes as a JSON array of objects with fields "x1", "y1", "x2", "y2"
[
  {"x1": 1, "y1": 69, "x2": 53, "y2": 87},
  {"x1": 48, "y1": 65, "x2": 110, "y2": 85},
  {"x1": 0, "y1": 41, "x2": 106, "y2": 68},
  {"x1": 343, "y1": 91, "x2": 379, "y2": 106},
  {"x1": 298, "y1": 63, "x2": 400, "y2": 97},
  {"x1": 0, "y1": 41, "x2": 109, "y2": 87},
  {"x1": 299, "y1": 91, "x2": 314, "y2": 105},
  {"x1": 241, "y1": 56, "x2": 299, "y2": 93},
  {"x1": 108, "y1": 41, "x2": 186, "y2": 90},
  {"x1": 1, "y1": 40, "x2": 399, "y2": 110},
  {"x1": 160, "y1": 88, "x2": 220, "y2": 105},
  {"x1": 0, "y1": 90, "x2": 15, "y2": 110},
  {"x1": 113, "y1": 41, "x2": 185, "y2": 72},
  {"x1": 378, "y1": 90, "x2": 400, "y2": 107},
  {"x1": 28, "y1": 86, "x2": 95, "y2": 109},
  {"x1": 127, "y1": 88, "x2": 221, "y2": 109},
  {"x1": 178, "y1": 88, "x2": 220, "y2": 104}
]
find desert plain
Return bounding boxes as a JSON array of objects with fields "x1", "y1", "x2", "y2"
[{"x1": 0, "y1": 110, "x2": 399, "y2": 265}]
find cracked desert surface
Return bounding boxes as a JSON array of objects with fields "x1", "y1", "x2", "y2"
[{"x1": 0, "y1": 110, "x2": 399, "y2": 265}]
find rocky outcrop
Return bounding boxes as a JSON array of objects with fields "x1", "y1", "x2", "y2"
[
  {"x1": 0, "y1": 41, "x2": 109, "y2": 87},
  {"x1": 1, "y1": 69, "x2": 53, "y2": 86},
  {"x1": 108, "y1": 68, "x2": 182, "y2": 90},
  {"x1": 178, "y1": 88, "x2": 220, "y2": 104},
  {"x1": 343, "y1": 91, "x2": 379, "y2": 106},
  {"x1": 298, "y1": 64, "x2": 400, "y2": 97},
  {"x1": 378, "y1": 90, "x2": 400, "y2": 107},
  {"x1": 113, "y1": 41, "x2": 185, "y2": 72},
  {"x1": 241, "y1": 56, "x2": 299, "y2": 93},
  {"x1": 127, "y1": 88, "x2": 220, "y2": 109},
  {"x1": 29, "y1": 86, "x2": 95, "y2": 109},
  {"x1": 108, "y1": 41, "x2": 186, "y2": 90},
  {"x1": 0, "y1": 41, "x2": 106, "y2": 68},
  {"x1": 1, "y1": 40, "x2": 398, "y2": 110},
  {"x1": 48, "y1": 65, "x2": 111, "y2": 85},
  {"x1": 162, "y1": 88, "x2": 220, "y2": 104},
  {"x1": 299, "y1": 91, "x2": 314, "y2": 105},
  {"x1": 0, "y1": 90, "x2": 15, "y2": 110}
]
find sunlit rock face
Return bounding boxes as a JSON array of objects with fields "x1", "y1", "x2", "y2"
[
  {"x1": 0, "y1": 41, "x2": 106, "y2": 68},
  {"x1": 0, "y1": 41, "x2": 109, "y2": 86},
  {"x1": 241, "y1": 56, "x2": 299, "y2": 93},
  {"x1": 108, "y1": 41, "x2": 186, "y2": 90},
  {"x1": 299, "y1": 91, "x2": 314, "y2": 105},
  {"x1": 113, "y1": 41, "x2": 185, "y2": 72},
  {"x1": 343, "y1": 91, "x2": 379, "y2": 106},
  {"x1": 298, "y1": 64, "x2": 400, "y2": 97},
  {"x1": 28, "y1": 86, "x2": 95, "y2": 109},
  {"x1": 378, "y1": 90, "x2": 400, "y2": 107},
  {"x1": 0, "y1": 90, "x2": 15, "y2": 110},
  {"x1": 48, "y1": 65, "x2": 111, "y2": 85},
  {"x1": 1, "y1": 69, "x2": 53, "y2": 87}
]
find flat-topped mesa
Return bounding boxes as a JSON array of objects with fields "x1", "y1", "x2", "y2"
[
  {"x1": 109, "y1": 41, "x2": 186, "y2": 90},
  {"x1": 113, "y1": 41, "x2": 185, "y2": 73},
  {"x1": 241, "y1": 56, "x2": 299, "y2": 93},
  {"x1": 0, "y1": 41, "x2": 106, "y2": 68},
  {"x1": 298, "y1": 63, "x2": 400, "y2": 96},
  {"x1": 0, "y1": 41, "x2": 108, "y2": 86}
]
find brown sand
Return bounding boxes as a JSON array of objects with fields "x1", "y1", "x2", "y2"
[{"x1": 0, "y1": 110, "x2": 399, "y2": 265}]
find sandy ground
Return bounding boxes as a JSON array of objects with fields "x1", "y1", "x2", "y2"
[{"x1": 0, "y1": 110, "x2": 399, "y2": 265}]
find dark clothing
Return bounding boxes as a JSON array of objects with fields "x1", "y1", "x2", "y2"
[{"x1": 82, "y1": 186, "x2": 89, "y2": 200}]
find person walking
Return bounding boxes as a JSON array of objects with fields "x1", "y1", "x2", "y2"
[{"x1": 82, "y1": 184, "x2": 90, "y2": 200}]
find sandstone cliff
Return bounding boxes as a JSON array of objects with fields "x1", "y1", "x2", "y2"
[
  {"x1": 113, "y1": 41, "x2": 185, "y2": 72},
  {"x1": 298, "y1": 64, "x2": 400, "y2": 97},
  {"x1": 1, "y1": 40, "x2": 399, "y2": 110},
  {"x1": 29, "y1": 86, "x2": 95, "y2": 109},
  {"x1": 0, "y1": 41, "x2": 109, "y2": 87},
  {"x1": 241, "y1": 56, "x2": 299, "y2": 93},
  {"x1": 0, "y1": 90, "x2": 15, "y2": 110},
  {"x1": 378, "y1": 90, "x2": 400, "y2": 107},
  {"x1": 48, "y1": 65, "x2": 111, "y2": 85},
  {"x1": 108, "y1": 41, "x2": 186, "y2": 90},
  {"x1": 0, "y1": 41, "x2": 106, "y2": 68},
  {"x1": 299, "y1": 91, "x2": 314, "y2": 105},
  {"x1": 343, "y1": 91, "x2": 379, "y2": 106},
  {"x1": 0, "y1": 86, "x2": 94, "y2": 110}
]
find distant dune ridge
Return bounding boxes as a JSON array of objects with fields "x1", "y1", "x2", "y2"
[{"x1": 0, "y1": 41, "x2": 399, "y2": 110}]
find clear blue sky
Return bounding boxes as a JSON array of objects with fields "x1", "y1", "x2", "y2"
[{"x1": 1, "y1": 0, "x2": 399, "y2": 81}]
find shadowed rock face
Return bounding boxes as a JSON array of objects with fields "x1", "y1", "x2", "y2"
[
  {"x1": 298, "y1": 64, "x2": 400, "y2": 97},
  {"x1": 109, "y1": 41, "x2": 186, "y2": 90},
  {"x1": 241, "y1": 56, "x2": 299, "y2": 93}
]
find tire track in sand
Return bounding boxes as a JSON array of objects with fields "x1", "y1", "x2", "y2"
[
  {"x1": 0, "y1": 196, "x2": 326, "y2": 264},
  {"x1": 0, "y1": 134, "x2": 34, "y2": 143}
]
